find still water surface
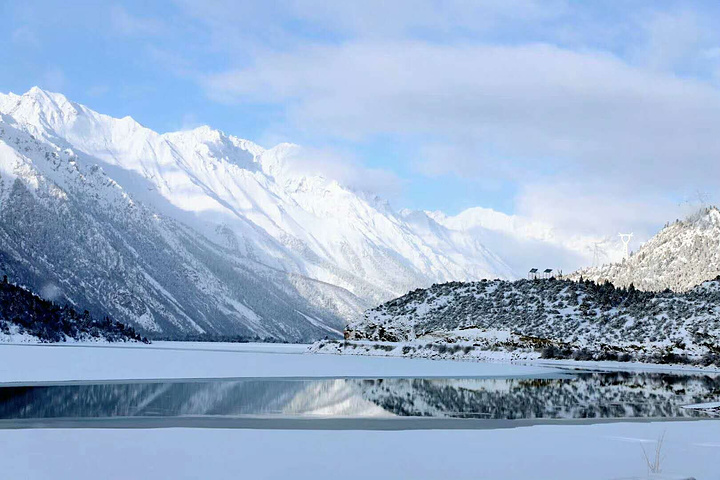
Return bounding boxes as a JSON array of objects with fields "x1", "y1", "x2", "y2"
[{"x1": 0, "y1": 371, "x2": 718, "y2": 428}]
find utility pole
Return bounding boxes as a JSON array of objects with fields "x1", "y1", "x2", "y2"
[{"x1": 618, "y1": 233, "x2": 633, "y2": 260}]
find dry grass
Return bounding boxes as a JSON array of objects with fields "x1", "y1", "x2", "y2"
[{"x1": 641, "y1": 431, "x2": 667, "y2": 475}]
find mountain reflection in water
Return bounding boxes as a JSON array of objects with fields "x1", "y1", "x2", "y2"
[{"x1": 0, "y1": 372, "x2": 717, "y2": 421}]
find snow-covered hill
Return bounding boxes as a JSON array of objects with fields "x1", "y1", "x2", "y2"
[
  {"x1": 0, "y1": 87, "x2": 512, "y2": 340},
  {"x1": 572, "y1": 207, "x2": 720, "y2": 292},
  {"x1": 331, "y1": 277, "x2": 720, "y2": 364}
]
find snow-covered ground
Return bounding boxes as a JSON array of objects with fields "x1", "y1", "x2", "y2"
[
  {"x1": 0, "y1": 341, "x2": 559, "y2": 384},
  {"x1": 312, "y1": 338, "x2": 720, "y2": 375},
  {"x1": 1, "y1": 421, "x2": 717, "y2": 480}
]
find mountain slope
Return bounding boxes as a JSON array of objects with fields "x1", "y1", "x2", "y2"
[
  {"x1": 572, "y1": 207, "x2": 720, "y2": 292},
  {"x1": 0, "y1": 116, "x2": 357, "y2": 340},
  {"x1": 0, "y1": 87, "x2": 512, "y2": 340}
]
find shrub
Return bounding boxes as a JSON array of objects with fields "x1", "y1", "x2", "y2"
[
  {"x1": 618, "y1": 353, "x2": 633, "y2": 362},
  {"x1": 572, "y1": 348, "x2": 595, "y2": 361}
]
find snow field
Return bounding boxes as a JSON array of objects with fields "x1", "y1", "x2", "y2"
[
  {"x1": 1, "y1": 420, "x2": 718, "y2": 480},
  {"x1": 0, "y1": 342, "x2": 559, "y2": 384}
]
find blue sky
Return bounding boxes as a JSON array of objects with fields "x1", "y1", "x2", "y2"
[{"x1": 2, "y1": 0, "x2": 720, "y2": 236}]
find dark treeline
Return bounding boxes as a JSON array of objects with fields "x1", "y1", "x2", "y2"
[
  {"x1": 152, "y1": 333, "x2": 288, "y2": 343},
  {"x1": 0, "y1": 276, "x2": 148, "y2": 343}
]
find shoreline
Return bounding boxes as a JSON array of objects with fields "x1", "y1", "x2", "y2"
[{"x1": 310, "y1": 340, "x2": 720, "y2": 375}]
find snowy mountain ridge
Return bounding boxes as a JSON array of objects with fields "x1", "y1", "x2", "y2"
[
  {"x1": 571, "y1": 206, "x2": 720, "y2": 292},
  {"x1": 0, "y1": 87, "x2": 513, "y2": 340}
]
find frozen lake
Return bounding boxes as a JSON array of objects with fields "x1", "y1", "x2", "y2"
[
  {"x1": 0, "y1": 374, "x2": 718, "y2": 426},
  {"x1": 1, "y1": 368, "x2": 718, "y2": 430},
  {"x1": 1, "y1": 342, "x2": 719, "y2": 479},
  {"x1": 0, "y1": 341, "x2": 558, "y2": 383}
]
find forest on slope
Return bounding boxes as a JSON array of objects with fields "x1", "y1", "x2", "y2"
[{"x1": 0, "y1": 276, "x2": 147, "y2": 343}]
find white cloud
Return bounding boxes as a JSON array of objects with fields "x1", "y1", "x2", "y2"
[
  {"x1": 516, "y1": 181, "x2": 679, "y2": 236},
  {"x1": 633, "y1": 10, "x2": 719, "y2": 75},
  {"x1": 278, "y1": 146, "x2": 404, "y2": 200},
  {"x1": 144, "y1": 1, "x2": 720, "y2": 244},
  {"x1": 204, "y1": 41, "x2": 720, "y2": 174},
  {"x1": 201, "y1": 39, "x2": 720, "y2": 236}
]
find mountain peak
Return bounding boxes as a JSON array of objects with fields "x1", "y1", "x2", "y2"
[
  {"x1": 0, "y1": 87, "x2": 86, "y2": 135},
  {"x1": 162, "y1": 125, "x2": 265, "y2": 171},
  {"x1": 190, "y1": 124, "x2": 222, "y2": 137},
  {"x1": 165, "y1": 125, "x2": 225, "y2": 143},
  {"x1": 26, "y1": 85, "x2": 54, "y2": 96},
  {"x1": 23, "y1": 86, "x2": 74, "y2": 111}
]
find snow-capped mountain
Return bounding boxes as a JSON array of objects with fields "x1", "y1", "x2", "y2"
[
  {"x1": 428, "y1": 207, "x2": 624, "y2": 275},
  {"x1": 572, "y1": 206, "x2": 720, "y2": 292},
  {"x1": 0, "y1": 87, "x2": 512, "y2": 340}
]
